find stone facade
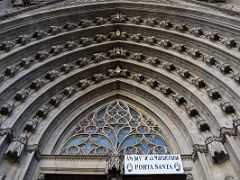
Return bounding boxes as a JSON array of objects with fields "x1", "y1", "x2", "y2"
[{"x1": 0, "y1": 0, "x2": 239, "y2": 180}]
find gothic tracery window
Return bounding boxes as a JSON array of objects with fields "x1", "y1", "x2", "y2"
[{"x1": 60, "y1": 100, "x2": 172, "y2": 156}]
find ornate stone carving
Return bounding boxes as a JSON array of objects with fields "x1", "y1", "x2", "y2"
[
  {"x1": 158, "y1": 40, "x2": 172, "y2": 48},
  {"x1": 63, "y1": 22, "x2": 77, "y2": 31},
  {"x1": 206, "y1": 32, "x2": 220, "y2": 42},
  {"x1": 0, "y1": 102, "x2": 14, "y2": 116},
  {"x1": 60, "y1": 63, "x2": 74, "y2": 74},
  {"x1": 95, "y1": 17, "x2": 107, "y2": 25},
  {"x1": 220, "y1": 63, "x2": 232, "y2": 74},
  {"x1": 0, "y1": 128, "x2": 12, "y2": 137},
  {"x1": 64, "y1": 41, "x2": 78, "y2": 50},
  {"x1": 80, "y1": 20, "x2": 92, "y2": 28},
  {"x1": 92, "y1": 53, "x2": 107, "y2": 62},
  {"x1": 132, "y1": 73, "x2": 145, "y2": 82},
  {"x1": 94, "y1": 34, "x2": 107, "y2": 43},
  {"x1": 5, "y1": 133, "x2": 28, "y2": 161},
  {"x1": 192, "y1": 78, "x2": 206, "y2": 88},
  {"x1": 130, "y1": 34, "x2": 143, "y2": 42},
  {"x1": 109, "y1": 47, "x2": 128, "y2": 58},
  {"x1": 177, "y1": 69, "x2": 191, "y2": 79},
  {"x1": 16, "y1": 35, "x2": 31, "y2": 45},
  {"x1": 107, "y1": 66, "x2": 122, "y2": 78},
  {"x1": 106, "y1": 156, "x2": 122, "y2": 180},
  {"x1": 50, "y1": 96, "x2": 62, "y2": 107},
  {"x1": 0, "y1": 41, "x2": 15, "y2": 52},
  {"x1": 196, "y1": 116, "x2": 210, "y2": 131},
  {"x1": 120, "y1": 69, "x2": 131, "y2": 78},
  {"x1": 190, "y1": 27, "x2": 204, "y2": 37},
  {"x1": 222, "y1": 38, "x2": 236, "y2": 48},
  {"x1": 30, "y1": 79, "x2": 45, "y2": 90},
  {"x1": 78, "y1": 79, "x2": 91, "y2": 90},
  {"x1": 24, "y1": 117, "x2": 39, "y2": 132},
  {"x1": 159, "y1": 20, "x2": 172, "y2": 29},
  {"x1": 144, "y1": 18, "x2": 157, "y2": 26},
  {"x1": 189, "y1": 49, "x2": 202, "y2": 59},
  {"x1": 130, "y1": 16, "x2": 142, "y2": 24},
  {"x1": 174, "y1": 24, "x2": 188, "y2": 32},
  {"x1": 146, "y1": 79, "x2": 159, "y2": 88},
  {"x1": 147, "y1": 57, "x2": 161, "y2": 65},
  {"x1": 110, "y1": 29, "x2": 128, "y2": 40},
  {"x1": 36, "y1": 106, "x2": 49, "y2": 119},
  {"x1": 173, "y1": 44, "x2": 186, "y2": 53},
  {"x1": 48, "y1": 26, "x2": 62, "y2": 35},
  {"x1": 20, "y1": 57, "x2": 34, "y2": 68},
  {"x1": 49, "y1": 45, "x2": 64, "y2": 55},
  {"x1": 159, "y1": 85, "x2": 173, "y2": 96},
  {"x1": 173, "y1": 94, "x2": 187, "y2": 105},
  {"x1": 206, "y1": 136, "x2": 229, "y2": 164},
  {"x1": 185, "y1": 105, "x2": 199, "y2": 117},
  {"x1": 35, "y1": 51, "x2": 49, "y2": 61},
  {"x1": 14, "y1": 89, "x2": 29, "y2": 102},
  {"x1": 110, "y1": 13, "x2": 127, "y2": 23},
  {"x1": 63, "y1": 86, "x2": 75, "y2": 97},
  {"x1": 79, "y1": 37, "x2": 93, "y2": 46},
  {"x1": 130, "y1": 53, "x2": 145, "y2": 61},
  {"x1": 163, "y1": 62, "x2": 176, "y2": 72},
  {"x1": 76, "y1": 57, "x2": 89, "y2": 67},
  {"x1": 220, "y1": 127, "x2": 236, "y2": 137},
  {"x1": 32, "y1": 30, "x2": 47, "y2": 39},
  {"x1": 220, "y1": 102, "x2": 235, "y2": 114},
  {"x1": 45, "y1": 70, "x2": 58, "y2": 81},
  {"x1": 4, "y1": 66, "x2": 18, "y2": 77},
  {"x1": 186, "y1": 173, "x2": 194, "y2": 180},
  {"x1": 207, "y1": 89, "x2": 221, "y2": 100},
  {"x1": 92, "y1": 73, "x2": 105, "y2": 83},
  {"x1": 144, "y1": 36, "x2": 157, "y2": 45},
  {"x1": 234, "y1": 72, "x2": 240, "y2": 84},
  {"x1": 206, "y1": 56, "x2": 217, "y2": 66}
]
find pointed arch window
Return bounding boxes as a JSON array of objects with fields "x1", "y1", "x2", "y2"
[{"x1": 60, "y1": 100, "x2": 172, "y2": 156}]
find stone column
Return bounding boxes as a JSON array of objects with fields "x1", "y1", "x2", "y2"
[
  {"x1": 197, "y1": 152, "x2": 214, "y2": 180},
  {"x1": 225, "y1": 135, "x2": 240, "y2": 165}
]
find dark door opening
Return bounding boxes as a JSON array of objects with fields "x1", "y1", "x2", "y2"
[{"x1": 45, "y1": 174, "x2": 186, "y2": 180}]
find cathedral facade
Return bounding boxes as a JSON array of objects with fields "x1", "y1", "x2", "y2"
[{"x1": 0, "y1": 0, "x2": 239, "y2": 179}]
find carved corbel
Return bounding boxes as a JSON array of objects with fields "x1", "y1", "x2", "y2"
[
  {"x1": 206, "y1": 136, "x2": 229, "y2": 164},
  {"x1": 49, "y1": 45, "x2": 64, "y2": 55},
  {"x1": 106, "y1": 156, "x2": 122, "y2": 180},
  {"x1": 48, "y1": 26, "x2": 62, "y2": 35},
  {"x1": 16, "y1": 35, "x2": 31, "y2": 45},
  {"x1": 5, "y1": 133, "x2": 28, "y2": 161},
  {"x1": 35, "y1": 51, "x2": 49, "y2": 61},
  {"x1": 45, "y1": 70, "x2": 59, "y2": 81},
  {"x1": 78, "y1": 79, "x2": 91, "y2": 90},
  {"x1": 76, "y1": 57, "x2": 89, "y2": 67}
]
